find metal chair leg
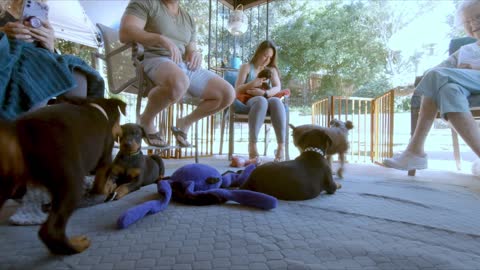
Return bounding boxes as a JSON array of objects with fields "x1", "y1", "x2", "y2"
[
  {"x1": 219, "y1": 109, "x2": 228, "y2": 155},
  {"x1": 194, "y1": 120, "x2": 198, "y2": 164},
  {"x1": 228, "y1": 106, "x2": 235, "y2": 160}
]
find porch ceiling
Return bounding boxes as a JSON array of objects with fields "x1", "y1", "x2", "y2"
[{"x1": 219, "y1": 0, "x2": 270, "y2": 10}]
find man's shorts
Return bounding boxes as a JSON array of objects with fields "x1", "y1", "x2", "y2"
[{"x1": 142, "y1": 56, "x2": 220, "y2": 97}]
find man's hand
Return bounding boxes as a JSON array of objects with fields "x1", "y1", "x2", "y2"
[
  {"x1": 29, "y1": 19, "x2": 55, "y2": 52},
  {"x1": 160, "y1": 36, "x2": 182, "y2": 64},
  {"x1": 2, "y1": 21, "x2": 34, "y2": 43},
  {"x1": 186, "y1": 50, "x2": 202, "y2": 70}
]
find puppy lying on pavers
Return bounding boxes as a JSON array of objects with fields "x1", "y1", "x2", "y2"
[
  {"x1": 105, "y1": 123, "x2": 165, "y2": 201},
  {"x1": 0, "y1": 97, "x2": 126, "y2": 255},
  {"x1": 240, "y1": 124, "x2": 342, "y2": 200},
  {"x1": 298, "y1": 119, "x2": 354, "y2": 178}
]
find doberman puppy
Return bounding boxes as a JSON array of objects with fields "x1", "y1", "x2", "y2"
[
  {"x1": 298, "y1": 119, "x2": 354, "y2": 178},
  {"x1": 241, "y1": 124, "x2": 342, "y2": 201},
  {"x1": 0, "y1": 97, "x2": 126, "y2": 255},
  {"x1": 105, "y1": 123, "x2": 165, "y2": 201},
  {"x1": 258, "y1": 68, "x2": 272, "y2": 90}
]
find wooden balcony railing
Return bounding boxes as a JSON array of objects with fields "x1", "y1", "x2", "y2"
[{"x1": 311, "y1": 90, "x2": 395, "y2": 164}]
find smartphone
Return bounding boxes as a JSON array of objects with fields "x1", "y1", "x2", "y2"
[{"x1": 22, "y1": 0, "x2": 49, "y2": 28}]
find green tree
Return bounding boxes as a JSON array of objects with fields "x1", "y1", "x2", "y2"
[
  {"x1": 55, "y1": 39, "x2": 96, "y2": 65},
  {"x1": 271, "y1": 1, "x2": 388, "y2": 100}
]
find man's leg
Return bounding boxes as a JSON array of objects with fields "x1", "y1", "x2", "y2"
[
  {"x1": 175, "y1": 75, "x2": 235, "y2": 134},
  {"x1": 62, "y1": 70, "x2": 88, "y2": 98},
  {"x1": 141, "y1": 62, "x2": 189, "y2": 135}
]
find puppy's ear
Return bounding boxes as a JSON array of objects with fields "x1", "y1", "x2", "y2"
[
  {"x1": 138, "y1": 125, "x2": 148, "y2": 138},
  {"x1": 345, "y1": 121, "x2": 354, "y2": 130},
  {"x1": 112, "y1": 99, "x2": 127, "y2": 116},
  {"x1": 289, "y1": 124, "x2": 296, "y2": 130},
  {"x1": 320, "y1": 132, "x2": 332, "y2": 153},
  {"x1": 140, "y1": 125, "x2": 153, "y2": 145}
]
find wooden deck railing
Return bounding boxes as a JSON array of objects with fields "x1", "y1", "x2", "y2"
[
  {"x1": 311, "y1": 90, "x2": 394, "y2": 164},
  {"x1": 117, "y1": 93, "x2": 214, "y2": 159}
]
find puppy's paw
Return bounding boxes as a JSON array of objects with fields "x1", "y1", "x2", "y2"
[
  {"x1": 104, "y1": 179, "x2": 117, "y2": 195},
  {"x1": 113, "y1": 185, "x2": 130, "y2": 200},
  {"x1": 336, "y1": 182, "x2": 342, "y2": 189},
  {"x1": 69, "y1": 235, "x2": 90, "y2": 253}
]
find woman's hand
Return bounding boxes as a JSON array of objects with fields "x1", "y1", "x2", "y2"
[
  {"x1": 2, "y1": 21, "x2": 34, "y2": 43},
  {"x1": 246, "y1": 88, "x2": 265, "y2": 96},
  {"x1": 29, "y1": 19, "x2": 55, "y2": 52},
  {"x1": 458, "y1": 63, "x2": 473, "y2": 69},
  {"x1": 185, "y1": 50, "x2": 202, "y2": 70},
  {"x1": 250, "y1": 77, "x2": 267, "y2": 88},
  {"x1": 458, "y1": 63, "x2": 480, "y2": 70}
]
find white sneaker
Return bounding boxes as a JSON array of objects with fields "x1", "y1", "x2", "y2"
[
  {"x1": 471, "y1": 159, "x2": 480, "y2": 177},
  {"x1": 383, "y1": 151, "x2": 428, "y2": 171}
]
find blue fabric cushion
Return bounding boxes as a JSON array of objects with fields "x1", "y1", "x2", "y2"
[
  {"x1": 224, "y1": 71, "x2": 238, "y2": 87},
  {"x1": 223, "y1": 71, "x2": 249, "y2": 114}
]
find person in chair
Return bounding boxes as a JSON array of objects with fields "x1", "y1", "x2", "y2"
[
  {"x1": 119, "y1": 0, "x2": 235, "y2": 147},
  {"x1": 383, "y1": 0, "x2": 480, "y2": 175}
]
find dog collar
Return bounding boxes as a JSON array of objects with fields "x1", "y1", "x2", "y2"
[
  {"x1": 89, "y1": 103, "x2": 108, "y2": 120},
  {"x1": 126, "y1": 150, "x2": 142, "y2": 157},
  {"x1": 303, "y1": 147, "x2": 325, "y2": 156}
]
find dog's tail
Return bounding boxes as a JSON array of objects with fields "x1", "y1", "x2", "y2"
[
  {"x1": 0, "y1": 120, "x2": 25, "y2": 208},
  {"x1": 150, "y1": 154, "x2": 165, "y2": 178}
]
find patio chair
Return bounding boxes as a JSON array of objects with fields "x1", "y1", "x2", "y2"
[
  {"x1": 219, "y1": 70, "x2": 290, "y2": 161},
  {"x1": 92, "y1": 23, "x2": 199, "y2": 162},
  {"x1": 408, "y1": 37, "x2": 480, "y2": 176}
]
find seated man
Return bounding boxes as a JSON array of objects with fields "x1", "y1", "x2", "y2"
[{"x1": 119, "y1": 0, "x2": 235, "y2": 147}]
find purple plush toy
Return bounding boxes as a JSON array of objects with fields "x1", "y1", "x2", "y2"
[{"x1": 117, "y1": 163, "x2": 277, "y2": 229}]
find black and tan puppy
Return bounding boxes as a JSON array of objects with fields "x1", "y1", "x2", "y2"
[
  {"x1": 105, "y1": 123, "x2": 165, "y2": 201},
  {"x1": 303, "y1": 119, "x2": 354, "y2": 178},
  {"x1": 257, "y1": 68, "x2": 272, "y2": 90},
  {"x1": 0, "y1": 97, "x2": 126, "y2": 255},
  {"x1": 241, "y1": 124, "x2": 341, "y2": 201}
]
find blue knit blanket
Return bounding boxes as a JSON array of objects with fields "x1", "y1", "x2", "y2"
[{"x1": 0, "y1": 32, "x2": 105, "y2": 120}]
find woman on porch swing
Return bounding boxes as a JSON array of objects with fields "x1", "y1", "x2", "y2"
[
  {"x1": 383, "y1": 0, "x2": 480, "y2": 175},
  {"x1": 234, "y1": 40, "x2": 287, "y2": 163}
]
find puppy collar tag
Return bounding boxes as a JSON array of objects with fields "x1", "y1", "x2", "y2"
[
  {"x1": 303, "y1": 147, "x2": 325, "y2": 156},
  {"x1": 89, "y1": 103, "x2": 109, "y2": 120}
]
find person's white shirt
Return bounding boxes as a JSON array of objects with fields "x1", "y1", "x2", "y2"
[{"x1": 457, "y1": 42, "x2": 480, "y2": 69}]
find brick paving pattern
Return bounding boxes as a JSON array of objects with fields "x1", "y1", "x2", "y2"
[{"x1": 1, "y1": 161, "x2": 479, "y2": 270}]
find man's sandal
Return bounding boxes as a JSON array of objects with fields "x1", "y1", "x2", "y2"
[
  {"x1": 144, "y1": 132, "x2": 168, "y2": 147},
  {"x1": 170, "y1": 126, "x2": 191, "y2": 147}
]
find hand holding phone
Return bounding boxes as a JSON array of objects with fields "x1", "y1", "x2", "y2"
[{"x1": 22, "y1": 0, "x2": 49, "y2": 28}]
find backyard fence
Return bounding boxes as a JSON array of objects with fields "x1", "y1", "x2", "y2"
[
  {"x1": 311, "y1": 90, "x2": 395, "y2": 164},
  {"x1": 116, "y1": 93, "x2": 215, "y2": 159}
]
